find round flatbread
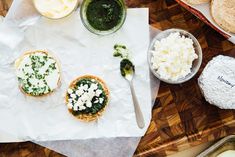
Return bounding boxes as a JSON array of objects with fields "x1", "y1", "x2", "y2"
[
  {"x1": 211, "y1": 0, "x2": 235, "y2": 33},
  {"x1": 15, "y1": 50, "x2": 61, "y2": 97},
  {"x1": 182, "y1": 0, "x2": 210, "y2": 5},
  {"x1": 65, "y1": 75, "x2": 109, "y2": 122}
]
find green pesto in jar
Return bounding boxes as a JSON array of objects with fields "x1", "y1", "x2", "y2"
[{"x1": 86, "y1": 0, "x2": 124, "y2": 31}]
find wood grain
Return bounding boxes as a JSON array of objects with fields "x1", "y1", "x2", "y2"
[
  {"x1": 0, "y1": 0, "x2": 235, "y2": 157},
  {"x1": 131, "y1": 0, "x2": 235, "y2": 156},
  {"x1": 0, "y1": 0, "x2": 11, "y2": 16},
  {"x1": 0, "y1": 142, "x2": 64, "y2": 157}
]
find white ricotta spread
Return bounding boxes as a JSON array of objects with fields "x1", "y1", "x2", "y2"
[
  {"x1": 151, "y1": 32, "x2": 198, "y2": 81},
  {"x1": 34, "y1": 0, "x2": 78, "y2": 19},
  {"x1": 198, "y1": 55, "x2": 235, "y2": 109},
  {"x1": 67, "y1": 80, "x2": 104, "y2": 111},
  {"x1": 217, "y1": 150, "x2": 235, "y2": 157},
  {"x1": 16, "y1": 51, "x2": 60, "y2": 96}
]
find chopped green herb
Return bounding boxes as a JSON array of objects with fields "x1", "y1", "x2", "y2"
[{"x1": 113, "y1": 44, "x2": 130, "y2": 59}]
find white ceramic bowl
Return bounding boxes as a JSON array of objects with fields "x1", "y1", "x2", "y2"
[
  {"x1": 148, "y1": 28, "x2": 202, "y2": 84},
  {"x1": 33, "y1": 0, "x2": 79, "y2": 20}
]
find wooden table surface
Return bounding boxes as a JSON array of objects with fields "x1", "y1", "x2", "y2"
[{"x1": 0, "y1": 0, "x2": 235, "y2": 157}]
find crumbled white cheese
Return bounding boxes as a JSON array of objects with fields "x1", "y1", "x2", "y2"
[
  {"x1": 83, "y1": 84, "x2": 88, "y2": 91},
  {"x1": 76, "y1": 99, "x2": 83, "y2": 107},
  {"x1": 70, "y1": 93, "x2": 76, "y2": 99},
  {"x1": 79, "y1": 105, "x2": 86, "y2": 111},
  {"x1": 67, "y1": 80, "x2": 105, "y2": 111},
  {"x1": 86, "y1": 101, "x2": 92, "y2": 108},
  {"x1": 75, "y1": 89, "x2": 83, "y2": 96},
  {"x1": 90, "y1": 83, "x2": 98, "y2": 90},
  {"x1": 80, "y1": 93, "x2": 89, "y2": 102},
  {"x1": 198, "y1": 55, "x2": 235, "y2": 109},
  {"x1": 87, "y1": 90, "x2": 95, "y2": 98},
  {"x1": 151, "y1": 32, "x2": 198, "y2": 81},
  {"x1": 95, "y1": 89, "x2": 102, "y2": 96},
  {"x1": 67, "y1": 88, "x2": 73, "y2": 94},
  {"x1": 94, "y1": 99, "x2": 99, "y2": 103},
  {"x1": 73, "y1": 106, "x2": 79, "y2": 111},
  {"x1": 99, "y1": 98, "x2": 104, "y2": 104},
  {"x1": 34, "y1": 0, "x2": 78, "y2": 19}
]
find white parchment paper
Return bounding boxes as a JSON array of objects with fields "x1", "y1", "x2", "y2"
[
  {"x1": 35, "y1": 27, "x2": 161, "y2": 157},
  {"x1": 0, "y1": 1, "x2": 161, "y2": 156},
  {"x1": 0, "y1": 0, "x2": 152, "y2": 142}
]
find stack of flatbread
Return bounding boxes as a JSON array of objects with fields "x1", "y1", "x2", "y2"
[{"x1": 182, "y1": 0, "x2": 235, "y2": 33}]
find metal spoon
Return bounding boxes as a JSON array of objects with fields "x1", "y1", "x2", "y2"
[{"x1": 120, "y1": 59, "x2": 145, "y2": 129}]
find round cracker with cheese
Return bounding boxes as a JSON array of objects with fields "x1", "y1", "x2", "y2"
[
  {"x1": 15, "y1": 50, "x2": 61, "y2": 97},
  {"x1": 65, "y1": 75, "x2": 109, "y2": 122}
]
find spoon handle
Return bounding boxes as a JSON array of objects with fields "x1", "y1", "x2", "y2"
[{"x1": 129, "y1": 81, "x2": 145, "y2": 129}]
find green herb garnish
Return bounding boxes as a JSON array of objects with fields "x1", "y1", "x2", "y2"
[{"x1": 113, "y1": 44, "x2": 129, "y2": 58}]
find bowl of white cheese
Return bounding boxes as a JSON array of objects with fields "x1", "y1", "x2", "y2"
[{"x1": 148, "y1": 28, "x2": 202, "y2": 84}]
